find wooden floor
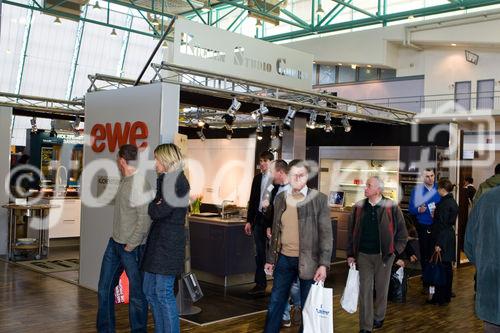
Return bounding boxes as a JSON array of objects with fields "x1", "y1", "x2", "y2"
[{"x1": 0, "y1": 260, "x2": 484, "y2": 333}]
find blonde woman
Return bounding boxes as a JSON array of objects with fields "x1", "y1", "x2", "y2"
[{"x1": 141, "y1": 144, "x2": 190, "y2": 333}]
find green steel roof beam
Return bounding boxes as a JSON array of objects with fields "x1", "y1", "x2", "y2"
[
  {"x1": 45, "y1": 0, "x2": 71, "y2": 10},
  {"x1": 227, "y1": 8, "x2": 246, "y2": 30},
  {"x1": 4, "y1": 0, "x2": 158, "y2": 37},
  {"x1": 250, "y1": 0, "x2": 264, "y2": 12},
  {"x1": 211, "y1": 7, "x2": 238, "y2": 26},
  {"x1": 265, "y1": 0, "x2": 286, "y2": 14},
  {"x1": 317, "y1": 2, "x2": 342, "y2": 26},
  {"x1": 318, "y1": 0, "x2": 352, "y2": 27},
  {"x1": 185, "y1": 0, "x2": 207, "y2": 24},
  {"x1": 331, "y1": 0, "x2": 380, "y2": 20},
  {"x1": 281, "y1": 8, "x2": 310, "y2": 28},
  {"x1": 66, "y1": 5, "x2": 88, "y2": 100},
  {"x1": 14, "y1": 0, "x2": 34, "y2": 95},
  {"x1": 231, "y1": 12, "x2": 248, "y2": 32},
  {"x1": 263, "y1": 0, "x2": 500, "y2": 42},
  {"x1": 217, "y1": 0, "x2": 312, "y2": 30},
  {"x1": 107, "y1": 0, "x2": 174, "y2": 18},
  {"x1": 134, "y1": 6, "x2": 160, "y2": 36}
]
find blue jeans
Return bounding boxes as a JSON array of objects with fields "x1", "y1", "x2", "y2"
[
  {"x1": 143, "y1": 272, "x2": 180, "y2": 333},
  {"x1": 96, "y1": 238, "x2": 147, "y2": 333},
  {"x1": 282, "y1": 277, "x2": 301, "y2": 321},
  {"x1": 264, "y1": 254, "x2": 313, "y2": 333}
]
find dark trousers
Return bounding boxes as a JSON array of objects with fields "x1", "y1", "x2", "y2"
[
  {"x1": 417, "y1": 223, "x2": 433, "y2": 286},
  {"x1": 433, "y1": 261, "x2": 453, "y2": 304},
  {"x1": 253, "y1": 217, "x2": 268, "y2": 287},
  {"x1": 484, "y1": 322, "x2": 500, "y2": 333},
  {"x1": 264, "y1": 255, "x2": 313, "y2": 333},
  {"x1": 96, "y1": 238, "x2": 148, "y2": 333}
]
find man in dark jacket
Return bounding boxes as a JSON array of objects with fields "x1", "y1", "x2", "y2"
[
  {"x1": 244, "y1": 150, "x2": 274, "y2": 295},
  {"x1": 347, "y1": 176, "x2": 408, "y2": 333},
  {"x1": 465, "y1": 186, "x2": 500, "y2": 332},
  {"x1": 472, "y1": 163, "x2": 500, "y2": 206},
  {"x1": 264, "y1": 159, "x2": 332, "y2": 333}
]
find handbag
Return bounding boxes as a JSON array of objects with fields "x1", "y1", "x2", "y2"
[
  {"x1": 303, "y1": 281, "x2": 334, "y2": 333},
  {"x1": 388, "y1": 266, "x2": 408, "y2": 303},
  {"x1": 340, "y1": 263, "x2": 359, "y2": 314},
  {"x1": 422, "y1": 251, "x2": 446, "y2": 287}
]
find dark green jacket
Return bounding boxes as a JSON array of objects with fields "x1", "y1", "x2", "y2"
[
  {"x1": 266, "y1": 188, "x2": 333, "y2": 280},
  {"x1": 472, "y1": 174, "x2": 500, "y2": 207},
  {"x1": 465, "y1": 186, "x2": 500, "y2": 325}
]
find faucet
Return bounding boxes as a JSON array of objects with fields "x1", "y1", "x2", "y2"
[{"x1": 221, "y1": 200, "x2": 234, "y2": 219}]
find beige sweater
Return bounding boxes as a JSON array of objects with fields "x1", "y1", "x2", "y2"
[{"x1": 112, "y1": 172, "x2": 152, "y2": 248}]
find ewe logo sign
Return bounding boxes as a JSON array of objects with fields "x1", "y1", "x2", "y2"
[
  {"x1": 91, "y1": 121, "x2": 149, "y2": 153},
  {"x1": 174, "y1": 18, "x2": 313, "y2": 91}
]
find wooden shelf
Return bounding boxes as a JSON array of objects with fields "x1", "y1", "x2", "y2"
[{"x1": 340, "y1": 168, "x2": 398, "y2": 174}]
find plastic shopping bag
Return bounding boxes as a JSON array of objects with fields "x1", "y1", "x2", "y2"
[
  {"x1": 388, "y1": 266, "x2": 408, "y2": 303},
  {"x1": 340, "y1": 263, "x2": 359, "y2": 314},
  {"x1": 114, "y1": 271, "x2": 129, "y2": 304},
  {"x1": 303, "y1": 281, "x2": 334, "y2": 333}
]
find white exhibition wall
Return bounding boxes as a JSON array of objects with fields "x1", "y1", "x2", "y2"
[
  {"x1": 80, "y1": 82, "x2": 180, "y2": 290},
  {"x1": 186, "y1": 138, "x2": 256, "y2": 208},
  {"x1": 0, "y1": 107, "x2": 12, "y2": 255}
]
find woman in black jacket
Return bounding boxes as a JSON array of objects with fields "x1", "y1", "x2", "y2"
[
  {"x1": 429, "y1": 178, "x2": 458, "y2": 306},
  {"x1": 142, "y1": 144, "x2": 190, "y2": 333}
]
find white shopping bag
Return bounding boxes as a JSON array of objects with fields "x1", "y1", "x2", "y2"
[
  {"x1": 340, "y1": 263, "x2": 359, "y2": 314},
  {"x1": 303, "y1": 281, "x2": 334, "y2": 333}
]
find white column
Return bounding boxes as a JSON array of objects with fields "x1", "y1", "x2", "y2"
[{"x1": 0, "y1": 107, "x2": 13, "y2": 255}]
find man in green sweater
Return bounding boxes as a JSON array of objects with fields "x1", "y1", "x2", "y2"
[{"x1": 96, "y1": 144, "x2": 152, "y2": 333}]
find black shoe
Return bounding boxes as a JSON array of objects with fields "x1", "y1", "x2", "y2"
[
  {"x1": 247, "y1": 285, "x2": 266, "y2": 295},
  {"x1": 373, "y1": 319, "x2": 384, "y2": 329},
  {"x1": 426, "y1": 298, "x2": 437, "y2": 305},
  {"x1": 359, "y1": 330, "x2": 372, "y2": 333}
]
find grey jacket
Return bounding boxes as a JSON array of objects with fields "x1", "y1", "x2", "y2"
[
  {"x1": 266, "y1": 188, "x2": 333, "y2": 280},
  {"x1": 465, "y1": 186, "x2": 500, "y2": 325}
]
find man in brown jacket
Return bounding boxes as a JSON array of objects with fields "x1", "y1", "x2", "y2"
[
  {"x1": 264, "y1": 159, "x2": 333, "y2": 333},
  {"x1": 347, "y1": 176, "x2": 408, "y2": 333}
]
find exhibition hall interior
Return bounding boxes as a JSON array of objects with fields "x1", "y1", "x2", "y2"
[{"x1": 1, "y1": 0, "x2": 500, "y2": 332}]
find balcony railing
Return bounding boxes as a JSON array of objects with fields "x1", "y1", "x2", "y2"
[{"x1": 357, "y1": 91, "x2": 500, "y2": 115}]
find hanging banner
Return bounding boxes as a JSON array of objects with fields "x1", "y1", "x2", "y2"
[{"x1": 172, "y1": 18, "x2": 314, "y2": 91}]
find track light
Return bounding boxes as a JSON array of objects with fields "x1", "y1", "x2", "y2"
[
  {"x1": 228, "y1": 97, "x2": 241, "y2": 116},
  {"x1": 278, "y1": 124, "x2": 284, "y2": 137},
  {"x1": 110, "y1": 28, "x2": 118, "y2": 37},
  {"x1": 197, "y1": 119, "x2": 205, "y2": 127},
  {"x1": 270, "y1": 124, "x2": 277, "y2": 140},
  {"x1": 30, "y1": 117, "x2": 38, "y2": 133},
  {"x1": 283, "y1": 107, "x2": 296, "y2": 129},
  {"x1": 197, "y1": 129, "x2": 206, "y2": 141},
  {"x1": 307, "y1": 111, "x2": 317, "y2": 129},
  {"x1": 251, "y1": 102, "x2": 269, "y2": 119},
  {"x1": 53, "y1": 17, "x2": 62, "y2": 25},
  {"x1": 93, "y1": 1, "x2": 101, "y2": 10},
  {"x1": 71, "y1": 116, "x2": 81, "y2": 132},
  {"x1": 341, "y1": 116, "x2": 352, "y2": 132},
  {"x1": 324, "y1": 113, "x2": 333, "y2": 133}
]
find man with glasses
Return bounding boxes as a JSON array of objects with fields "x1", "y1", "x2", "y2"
[
  {"x1": 409, "y1": 168, "x2": 441, "y2": 292},
  {"x1": 263, "y1": 159, "x2": 332, "y2": 333}
]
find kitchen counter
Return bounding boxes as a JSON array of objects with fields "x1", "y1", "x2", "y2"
[{"x1": 188, "y1": 215, "x2": 255, "y2": 287}]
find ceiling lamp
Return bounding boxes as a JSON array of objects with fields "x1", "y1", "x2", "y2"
[
  {"x1": 341, "y1": 115, "x2": 352, "y2": 132},
  {"x1": 53, "y1": 16, "x2": 62, "y2": 25},
  {"x1": 307, "y1": 111, "x2": 317, "y2": 129},
  {"x1": 324, "y1": 113, "x2": 333, "y2": 133},
  {"x1": 110, "y1": 28, "x2": 118, "y2": 37},
  {"x1": 283, "y1": 106, "x2": 296, "y2": 129},
  {"x1": 201, "y1": 1, "x2": 211, "y2": 12},
  {"x1": 255, "y1": 19, "x2": 262, "y2": 27},
  {"x1": 151, "y1": 16, "x2": 160, "y2": 27},
  {"x1": 161, "y1": 41, "x2": 168, "y2": 49},
  {"x1": 93, "y1": 1, "x2": 101, "y2": 10},
  {"x1": 316, "y1": 2, "x2": 324, "y2": 14}
]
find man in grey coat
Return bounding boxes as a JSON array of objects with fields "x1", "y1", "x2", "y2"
[
  {"x1": 465, "y1": 186, "x2": 500, "y2": 332},
  {"x1": 263, "y1": 159, "x2": 333, "y2": 333}
]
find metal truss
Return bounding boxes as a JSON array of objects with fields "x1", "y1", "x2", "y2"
[
  {"x1": 0, "y1": 92, "x2": 84, "y2": 116},
  {"x1": 88, "y1": 63, "x2": 415, "y2": 125}
]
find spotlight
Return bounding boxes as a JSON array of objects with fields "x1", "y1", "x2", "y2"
[
  {"x1": 72, "y1": 116, "x2": 81, "y2": 129},
  {"x1": 324, "y1": 113, "x2": 333, "y2": 133},
  {"x1": 228, "y1": 97, "x2": 241, "y2": 116},
  {"x1": 256, "y1": 118, "x2": 263, "y2": 141},
  {"x1": 197, "y1": 129, "x2": 206, "y2": 141},
  {"x1": 283, "y1": 107, "x2": 296, "y2": 129},
  {"x1": 30, "y1": 117, "x2": 38, "y2": 133},
  {"x1": 307, "y1": 111, "x2": 317, "y2": 129},
  {"x1": 197, "y1": 119, "x2": 205, "y2": 127},
  {"x1": 278, "y1": 124, "x2": 284, "y2": 137},
  {"x1": 341, "y1": 116, "x2": 352, "y2": 132},
  {"x1": 259, "y1": 102, "x2": 269, "y2": 115},
  {"x1": 270, "y1": 124, "x2": 277, "y2": 140}
]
